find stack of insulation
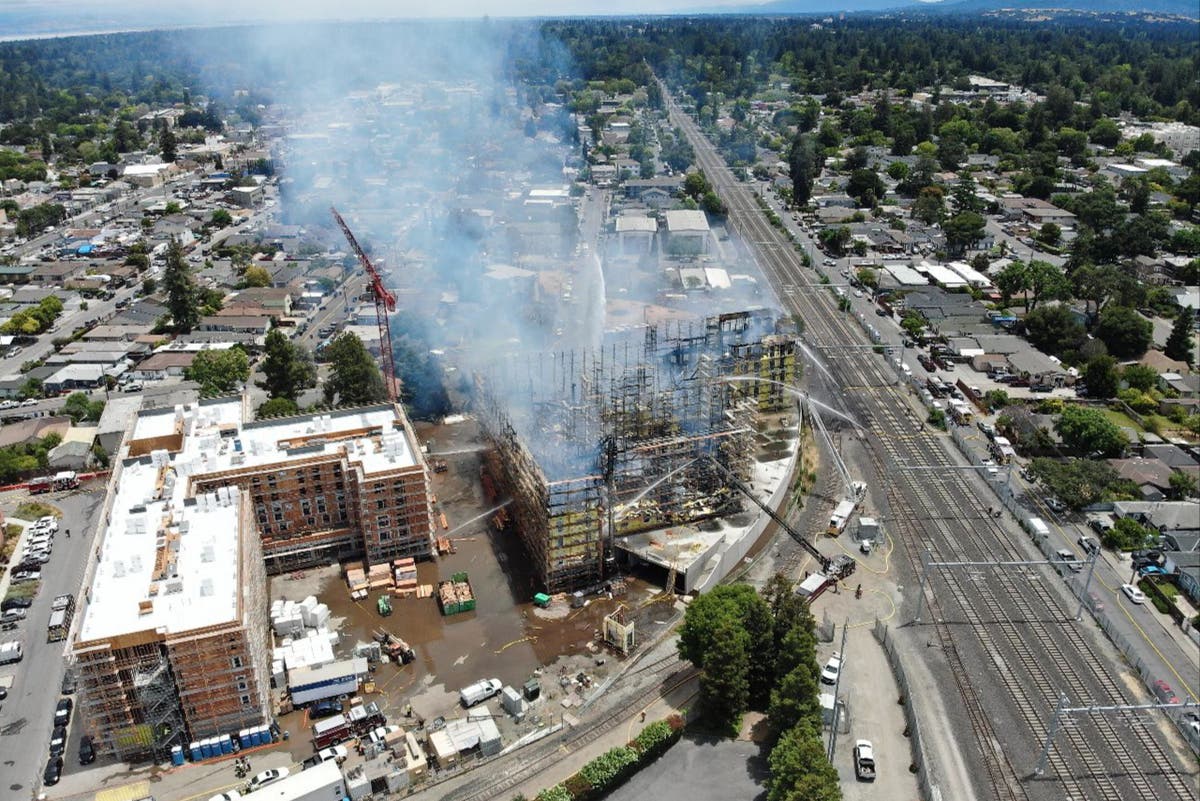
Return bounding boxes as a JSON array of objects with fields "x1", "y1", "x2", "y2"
[{"x1": 392, "y1": 558, "x2": 418, "y2": 597}]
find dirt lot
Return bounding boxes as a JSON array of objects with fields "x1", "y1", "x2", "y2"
[{"x1": 271, "y1": 415, "x2": 674, "y2": 755}]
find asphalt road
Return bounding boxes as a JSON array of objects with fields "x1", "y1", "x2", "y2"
[{"x1": 0, "y1": 487, "x2": 104, "y2": 796}]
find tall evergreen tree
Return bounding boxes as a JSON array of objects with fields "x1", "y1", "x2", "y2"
[
  {"x1": 158, "y1": 119, "x2": 177, "y2": 162},
  {"x1": 699, "y1": 617, "x2": 750, "y2": 734},
  {"x1": 1164, "y1": 312, "x2": 1197, "y2": 367},
  {"x1": 323, "y1": 332, "x2": 387, "y2": 407},
  {"x1": 259, "y1": 329, "x2": 317, "y2": 400},
  {"x1": 788, "y1": 134, "x2": 818, "y2": 206},
  {"x1": 162, "y1": 238, "x2": 198, "y2": 333}
]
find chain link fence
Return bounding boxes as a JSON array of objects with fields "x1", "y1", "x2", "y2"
[{"x1": 873, "y1": 621, "x2": 941, "y2": 801}]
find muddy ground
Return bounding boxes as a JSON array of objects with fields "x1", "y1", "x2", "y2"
[{"x1": 272, "y1": 415, "x2": 673, "y2": 753}]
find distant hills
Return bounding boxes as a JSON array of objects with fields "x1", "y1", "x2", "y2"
[{"x1": 747, "y1": 0, "x2": 1198, "y2": 17}]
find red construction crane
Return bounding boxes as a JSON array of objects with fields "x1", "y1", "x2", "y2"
[{"x1": 330, "y1": 206, "x2": 398, "y2": 403}]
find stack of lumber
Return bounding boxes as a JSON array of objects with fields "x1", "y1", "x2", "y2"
[
  {"x1": 367, "y1": 562, "x2": 393, "y2": 589},
  {"x1": 416, "y1": 584, "x2": 434, "y2": 599},
  {"x1": 345, "y1": 565, "x2": 369, "y2": 595},
  {"x1": 392, "y1": 558, "x2": 418, "y2": 597}
]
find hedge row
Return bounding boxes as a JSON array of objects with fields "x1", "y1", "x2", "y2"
[{"x1": 534, "y1": 715, "x2": 685, "y2": 801}]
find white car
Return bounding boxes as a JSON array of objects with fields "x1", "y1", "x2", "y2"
[
  {"x1": 207, "y1": 792, "x2": 241, "y2": 801},
  {"x1": 248, "y1": 768, "x2": 289, "y2": 790},
  {"x1": 368, "y1": 724, "x2": 402, "y2": 744},
  {"x1": 315, "y1": 744, "x2": 348, "y2": 763},
  {"x1": 820, "y1": 652, "x2": 843, "y2": 685},
  {"x1": 1045, "y1": 497, "x2": 1067, "y2": 513},
  {"x1": 1120, "y1": 584, "x2": 1146, "y2": 605},
  {"x1": 36, "y1": 516, "x2": 58, "y2": 532}
]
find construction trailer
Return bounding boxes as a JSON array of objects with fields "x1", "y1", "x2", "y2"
[{"x1": 478, "y1": 310, "x2": 792, "y2": 593}]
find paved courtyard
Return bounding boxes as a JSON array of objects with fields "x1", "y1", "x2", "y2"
[{"x1": 606, "y1": 735, "x2": 768, "y2": 801}]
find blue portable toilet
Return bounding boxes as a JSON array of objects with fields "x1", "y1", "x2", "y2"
[
  {"x1": 220, "y1": 735, "x2": 233, "y2": 754},
  {"x1": 189, "y1": 741, "x2": 202, "y2": 761},
  {"x1": 171, "y1": 745, "x2": 184, "y2": 766},
  {"x1": 238, "y1": 728, "x2": 250, "y2": 748},
  {"x1": 256, "y1": 725, "x2": 268, "y2": 745},
  {"x1": 207, "y1": 737, "x2": 219, "y2": 758},
  {"x1": 199, "y1": 739, "x2": 211, "y2": 759}
]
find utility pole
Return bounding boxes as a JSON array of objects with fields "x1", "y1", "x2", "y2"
[
  {"x1": 827, "y1": 619, "x2": 849, "y2": 762},
  {"x1": 1075, "y1": 547, "x2": 1100, "y2": 621},
  {"x1": 1035, "y1": 695, "x2": 1069, "y2": 775}
]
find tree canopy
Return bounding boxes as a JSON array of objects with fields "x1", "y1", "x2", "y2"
[
  {"x1": 323, "y1": 333, "x2": 387, "y2": 407},
  {"x1": 185, "y1": 348, "x2": 250, "y2": 395},
  {"x1": 1055, "y1": 405, "x2": 1127, "y2": 458},
  {"x1": 258, "y1": 329, "x2": 317, "y2": 401}
]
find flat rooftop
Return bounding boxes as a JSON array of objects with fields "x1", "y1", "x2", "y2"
[{"x1": 80, "y1": 400, "x2": 416, "y2": 643}]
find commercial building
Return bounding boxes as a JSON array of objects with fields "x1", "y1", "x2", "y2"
[{"x1": 73, "y1": 397, "x2": 434, "y2": 761}]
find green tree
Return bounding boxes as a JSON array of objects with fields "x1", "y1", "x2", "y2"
[
  {"x1": 699, "y1": 617, "x2": 750, "y2": 734},
  {"x1": 1122, "y1": 364, "x2": 1159, "y2": 392},
  {"x1": 911, "y1": 186, "x2": 946, "y2": 225},
  {"x1": 1028, "y1": 458, "x2": 1135, "y2": 510},
  {"x1": 995, "y1": 261, "x2": 1028, "y2": 308},
  {"x1": 1169, "y1": 470, "x2": 1197, "y2": 499},
  {"x1": 1025, "y1": 261, "x2": 1070, "y2": 312},
  {"x1": 240, "y1": 265, "x2": 271, "y2": 288},
  {"x1": 1038, "y1": 222, "x2": 1062, "y2": 247},
  {"x1": 1094, "y1": 306, "x2": 1153, "y2": 359},
  {"x1": 846, "y1": 169, "x2": 884, "y2": 208},
  {"x1": 1084, "y1": 355, "x2": 1120, "y2": 399},
  {"x1": 211, "y1": 208, "x2": 233, "y2": 227},
  {"x1": 1105, "y1": 517, "x2": 1158, "y2": 551},
  {"x1": 142, "y1": 277, "x2": 157, "y2": 295},
  {"x1": 61, "y1": 392, "x2": 105, "y2": 423},
  {"x1": 158, "y1": 121, "x2": 177, "y2": 162},
  {"x1": 818, "y1": 226, "x2": 851, "y2": 256},
  {"x1": 678, "y1": 583, "x2": 775, "y2": 708},
  {"x1": 1022, "y1": 305, "x2": 1085, "y2": 356},
  {"x1": 943, "y1": 211, "x2": 985, "y2": 256},
  {"x1": 1164, "y1": 312, "x2": 1196, "y2": 366},
  {"x1": 257, "y1": 397, "x2": 300, "y2": 418},
  {"x1": 185, "y1": 348, "x2": 250, "y2": 395},
  {"x1": 163, "y1": 239, "x2": 199, "y2": 333},
  {"x1": 258, "y1": 329, "x2": 317, "y2": 401},
  {"x1": 788, "y1": 134, "x2": 819, "y2": 206},
  {"x1": 767, "y1": 722, "x2": 842, "y2": 801},
  {"x1": 323, "y1": 332, "x2": 387, "y2": 406},
  {"x1": 1055, "y1": 405, "x2": 1127, "y2": 457}
]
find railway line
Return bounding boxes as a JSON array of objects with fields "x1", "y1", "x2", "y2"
[{"x1": 664, "y1": 85, "x2": 1198, "y2": 801}]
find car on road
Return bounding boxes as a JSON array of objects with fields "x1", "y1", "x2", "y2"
[
  {"x1": 1077, "y1": 536, "x2": 1100, "y2": 556},
  {"x1": 79, "y1": 735, "x2": 95, "y2": 765},
  {"x1": 820, "y1": 652, "x2": 843, "y2": 685},
  {"x1": 1120, "y1": 584, "x2": 1146, "y2": 604},
  {"x1": 54, "y1": 697, "x2": 73, "y2": 726},
  {"x1": 248, "y1": 768, "x2": 290, "y2": 791},
  {"x1": 1152, "y1": 679, "x2": 1180, "y2": 705},
  {"x1": 0, "y1": 687, "x2": 7, "y2": 700},
  {"x1": 979, "y1": 458, "x2": 1000, "y2": 477},
  {"x1": 43, "y1": 756, "x2": 63, "y2": 786},
  {"x1": 49, "y1": 725, "x2": 67, "y2": 757},
  {"x1": 853, "y1": 740, "x2": 876, "y2": 781},
  {"x1": 61, "y1": 673, "x2": 77, "y2": 695},
  {"x1": 1055, "y1": 549, "x2": 1082, "y2": 572},
  {"x1": 1045, "y1": 497, "x2": 1067, "y2": 512},
  {"x1": 207, "y1": 793, "x2": 241, "y2": 801}
]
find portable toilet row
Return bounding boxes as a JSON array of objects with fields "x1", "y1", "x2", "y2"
[
  {"x1": 171, "y1": 745, "x2": 185, "y2": 766},
  {"x1": 238, "y1": 725, "x2": 271, "y2": 748},
  {"x1": 186, "y1": 733, "x2": 242, "y2": 762}
]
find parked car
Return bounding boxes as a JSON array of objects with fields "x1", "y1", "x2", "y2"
[
  {"x1": 820, "y1": 652, "x2": 843, "y2": 685},
  {"x1": 79, "y1": 735, "x2": 95, "y2": 765},
  {"x1": 1120, "y1": 584, "x2": 1146, "y2": 604},
  {"x1": 206, "y1": 793, "x2": 240, "y2": 801},
  {"x1": 1077, "y1": 536, "x2": 1100, "y2": 556},
  {"x1": 1045, "y1": 497, "x2": 1067, "y2": 513},
  {"x1": 49, "y1": 725, "x2": 67, "y2": 757},
  {"x1": 0, "y1": 597, "x2": 33, "y2": 612},
  {"x1": 460, "y1": 678, "x2": 504, "y2": 707},
  {"x1": 1138, "y1": 564, "x2": 1168, "y2": 577},
  {"x1": 1, "y1": 608, "x2": 27, "y2": 623},
  {"x1": 43, "y1": 756, "x2": 63, "y2": 786},
  {"x1": 1152, "y1": 679, "x2": 1180, "y2": 705},
  {"x1": 853, "y1": 740, "x2": 876, "y2": 781},
  {"x1": 309, "y1": 699, "x2": 343, "y2": 720},
  {"x1": 314, "y1": 744, "x2": 348, "y2": 764},
  {"x1": 54, "y1": 697, "x2": 72, "y2": 727},
  {"x1": 248, "y1": 768, "x2": 290, "y2": 791},
  {"x1": 61, "y1": 673, "x2": 77, "y2": 695},
  {"x1": 1055, "y1": 549, "x2": 1082, "y2": 572}
]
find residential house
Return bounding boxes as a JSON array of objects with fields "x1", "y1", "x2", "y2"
[
  {"x1": 663, "y1": 210, "x2": 710, "y2": 256},
  {"x1": 128, "y1": 351, "x2": 197, "y2": 381},
  {"x1": 0, "y1": 415, "x2": 72, "y2": 448},
  {"x1": 48, "y1": 426, "x2": 97, "y2": 470},
  {"x1": 196, "y1": 315, "x2": 271, "y2": 336},
  {"x1": 1112, "y1": 501, "x2": 1200, "y2": 535},
  {"x1": 43, "y1": 364, "x2": 112, "y2": 394},
  {"x1": 1108, "y1": 459, "x2": 1177, "y2": 501},
  {"x1": 1163, "y1": 550, "x2": 1200, "y2": 603}
]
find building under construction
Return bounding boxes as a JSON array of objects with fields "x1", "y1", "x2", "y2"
[
  {"x1": 478, "y1": 309, "x2": 798, "y2": 593},
  {"x1": 72, "y1": 397, "x2": 433, "y2": 761}
]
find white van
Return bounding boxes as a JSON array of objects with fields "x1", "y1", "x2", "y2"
[
  {"x1": 1025, "y1": 517, "x2": 1050, "y2": 541},
  {"x1": 460, "y1": 678, "x2": 502, "y2": 708}
]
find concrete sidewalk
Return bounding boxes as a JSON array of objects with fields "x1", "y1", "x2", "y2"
[{"x1": 509, "y1": 676, "x2": 700, "y2": 800}]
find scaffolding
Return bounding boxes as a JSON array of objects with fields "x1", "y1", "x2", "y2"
[{"x1": 477, "y1": 310, "x2": 792, "y2": 593}]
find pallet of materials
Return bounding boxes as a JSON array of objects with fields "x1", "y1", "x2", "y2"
[
  {"x1": 367, "y1": 562, "x2": 393, "y2": 589},
  {"x1": 416, "y1": 584, "x2": 434, "y2": 599},
  {"x1": 436, "y1": 537, "x2": 455, "y2": 555},
  {"x1": 392, "y1": 558, "x2": 419, "y2": 597},
  {"x1": 438, "y1": 572, "x2": 475, "y2": 616}
]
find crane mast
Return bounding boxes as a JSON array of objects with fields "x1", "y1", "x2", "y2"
[{"x1": 330, "y1": 206, "x2": 398, "y2": 403}]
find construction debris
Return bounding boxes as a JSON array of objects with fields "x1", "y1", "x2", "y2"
[{"x1": 438, "y1": 572, "x2": 476, "y2": 616}]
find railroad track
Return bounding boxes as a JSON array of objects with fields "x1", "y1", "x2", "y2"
[
  {"x1": 442, "y1": 656, "x2": 694, "y2": 801},
  {"x1": 663, "y1": 83, "x2": 1198, "y2": 801}
]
